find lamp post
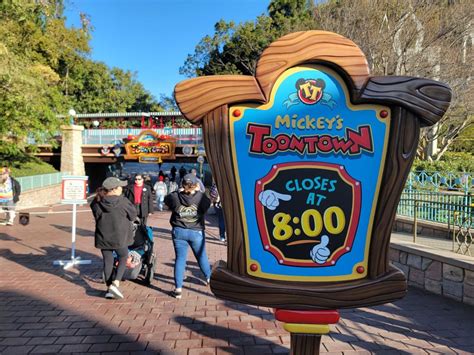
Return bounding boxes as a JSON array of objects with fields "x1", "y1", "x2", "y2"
[
  {"x1": 92, "y1": 120, "x2": 100, "y2": 128},
  {"x1": 68, "y1": 108, "x2": 77, "y2": 125}
]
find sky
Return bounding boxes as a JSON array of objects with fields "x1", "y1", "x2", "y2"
[{"x1": 65, "y1": 0, "x2": 270, "y2": 100}]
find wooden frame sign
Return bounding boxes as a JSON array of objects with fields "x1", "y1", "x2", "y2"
[{"x1": 175, "y1": 31, "x2": 451, "y2": 310}]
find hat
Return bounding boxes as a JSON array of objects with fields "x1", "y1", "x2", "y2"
[
  {"x1": 182, "y1": 173, "x2": 197, "y2": 184},
  {"x1": 102, "y1": 177, "x2": 128, "y2": 190}
]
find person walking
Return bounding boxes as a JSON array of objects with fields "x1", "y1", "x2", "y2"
[
  {"x1": 0, "y1": 167, "x2": 21, "y2": 226},
  {"x1": 210, "y1": 181, "x2": 226, "y2": 242},
  {"x1": 90, "y1": 177, "x2": 138, "y2": 299},
  {"x1": 178, "y1": 165, "x2": 187, "y2": 185},
  {"x1": 153, "y1": 176, "x2": 168, "y2": 211},
  {"x1": 190, "y1": 168, "x2": 205, "y2": 193},
  {"x1": 124, "y1": 173, "x2": 154, "y2": 225},
  {"x1": 165, "y1": 173, "x2": 212, "y2": 299}
]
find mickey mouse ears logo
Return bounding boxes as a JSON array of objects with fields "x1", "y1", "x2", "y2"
[
  {"x1": 283, "y1": 77, "x2": 336, "y2": 109},
  {"x1": 296, "y1": 78, "x2": 325, "y2": 105}
]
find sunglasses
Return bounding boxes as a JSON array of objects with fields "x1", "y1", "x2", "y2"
[{"x1": 135, "y1": 178, "x2": 143, "y2": 181}]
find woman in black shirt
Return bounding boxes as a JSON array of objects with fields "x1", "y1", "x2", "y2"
[{"x1": 165, "y1": 173, "x2": 211, "y2": 299}]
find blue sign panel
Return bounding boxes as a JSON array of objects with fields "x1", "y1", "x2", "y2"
[{"x1": 230, "y1": 65, "x2": 391, "y2": 282}]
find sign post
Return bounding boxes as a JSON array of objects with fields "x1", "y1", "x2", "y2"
[
  {"x1": 197, "y1": 154, "x2": 205, "y2": 181},
  {"x1": 54, "y1": 175, "x2": 92, "y2": 270},
  {"x1": 175, "y1": 31, "x2": 451, "y2": 353}
]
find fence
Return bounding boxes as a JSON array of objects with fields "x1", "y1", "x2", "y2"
[
  {"x1": 397, "y1": 191, "x2": 472, "y2": 226},
  {"x1": 406, "y1": 170, "x2": 473, "y2": 193},
  {"x1": 17, "y1": 172, "x2": 65, "y2": 192},
  {"x1": 398, "y1": 171, "x2": 473, "y2": 222},
  {"x1": 396, "y1": 170, "x2": 473, "y2": 255},
  {"x1": 82, "y1": 128, "x2": 203, "y2": 145}
]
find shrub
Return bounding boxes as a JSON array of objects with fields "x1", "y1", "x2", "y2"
[
  {"x1": 412, "y1": 152, "x2": 474, "y2": 173},
  {"x1": 1, "y1": 157, "x2": 58, "y2": 177}
]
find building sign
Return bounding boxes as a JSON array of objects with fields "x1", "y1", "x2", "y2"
[
  {"x1": 61, "y1": 176, "x2": 88, "y2": 204},
  {"x1": 231, "y1": 66, "x2": 389, "y2": 281},
  {"x1": 124, "y1": 130, "x2": 175, "y2": 163}
]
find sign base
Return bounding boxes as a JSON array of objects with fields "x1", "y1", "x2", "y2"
[{"x1": 53, "y1": 257, "x2": 92, "y2": 270}]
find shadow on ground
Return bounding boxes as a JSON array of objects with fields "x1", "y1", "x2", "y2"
[{"x1": 0, "y1": 290, "x2": 169, "y2": 354}]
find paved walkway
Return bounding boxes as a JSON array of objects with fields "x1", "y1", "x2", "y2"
[{"x1": 0, "y1": 205, "x2": 473, "y2": 354}]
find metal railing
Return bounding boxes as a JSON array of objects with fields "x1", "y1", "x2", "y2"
[
  {"x1": 397, "y1": 190, "x2": 472, "y2": 225},
  {"x1": 16, "y1": 172, "x2": 66, "y2": 192},
  {"x1": 397, "y1": 197, "x2": 473, "y2": 255},
  {"x1": 406, "y1": 170, "x2": 473, "y2": 193},
  {"x1": 82, "y1": 128, "x2": 203, "y2": 145},
  {"x1": 396, "y1": 170, "x2": 473, "y2": 255}
]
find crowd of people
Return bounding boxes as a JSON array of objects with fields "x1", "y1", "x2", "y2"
[
  {"x1": 1, "y1": 164, "x2": 225, "y2": 301},
  {"x1": 90, "y1": 168, "x2": 226, "y2": 300}
]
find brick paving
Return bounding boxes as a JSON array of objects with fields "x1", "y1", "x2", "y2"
[{"x1": 0, "y1": 204, "x2": 473, "y2": 354}]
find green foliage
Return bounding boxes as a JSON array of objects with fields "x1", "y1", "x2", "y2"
[
  {"x1": 2, "y1": 156, "x2": 57, "y2": 178},
  {"x1": 0, "y1": 0, "x2": 165, "y2": 162},
  {"x1": 449, "y1": 124, "x2": 474, "y2": 154},
  {"x1": 180, "y1": 0, "x2": 316, "y2": 77},
  {"x1": 412, "y1": 152, "x2": 474, "y2": 173}
]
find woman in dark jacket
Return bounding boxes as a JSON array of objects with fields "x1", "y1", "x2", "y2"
[
  {"x1": 90, "y1": 177, "x2": 137, "y2": 299},
  {"x1": 164, "y1": 173, "x2": 211, "y2": 299},
  {"x1": 124, "y1": 173, "x2": 153, "y2": 225}
]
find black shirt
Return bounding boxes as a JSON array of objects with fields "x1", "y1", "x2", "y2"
[
  {"x1": 90, "y1": 195, "x2": 138, "y2": 249},
  {"x1": 165, "y1": 191, "x2": 210, "y2": 230}
]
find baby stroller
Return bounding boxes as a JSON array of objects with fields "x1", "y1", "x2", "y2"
[{"x1": 112, "y1": 221, "x2": 157, "y2": 286}]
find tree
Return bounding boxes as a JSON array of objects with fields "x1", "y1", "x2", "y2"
[
  {"x1": 313, "y1": 0, "x2": 473, "y2": 160},
  {"x1": 0, "y1": 0, "x2": 86, "y2": 158},
  {"x1": 181, "y1": 0, "x2": 472, "y2": 160},
  {"x1": 180, "y1": 0, "x2": 316, "y2": 77},
  {"x1": 0, "y1": 0, "x2": 163, "y2": 161}
]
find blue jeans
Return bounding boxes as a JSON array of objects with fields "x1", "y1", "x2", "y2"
[
  {"x1": 172, "y1": 227, "x2": 211, "y2": 289},
  {"x1": 156, "y1": 194, "x2": 165, "y2": 211}
]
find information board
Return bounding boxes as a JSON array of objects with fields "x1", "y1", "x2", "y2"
[{"x1": 61, "y1": 176, "x2": 88, "y2": 204}]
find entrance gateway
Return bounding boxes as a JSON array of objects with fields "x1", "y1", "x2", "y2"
[{"x1": 175, "y1": 30, "x2": 451, "y2": 353}]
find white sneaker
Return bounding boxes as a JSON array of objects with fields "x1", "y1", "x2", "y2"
[
  {"x1": 6, "y1": 221, "x2": 13, "y2": 226},
  {"x1": 172, "y1": 289, "x2": 182, "y2": 299},
  {"x1": 105, "y1": 292, "x2": 114, "y2": 299},
  {"x1": 108, "y1": 284, "x2": 124, "y2": 299}
]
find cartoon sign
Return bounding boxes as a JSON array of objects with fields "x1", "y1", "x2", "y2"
[
  {"x1": 174, "y1": 30, "x2": 451, "y2": 310},
  {"x1": 124, "y1": 130, "x2": 176, "y2": 163},
  {"x1": 230, "y1": 65, "x2": 388, "y2": 281}
]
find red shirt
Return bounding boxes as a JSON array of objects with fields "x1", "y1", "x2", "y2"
[{"x1": 133, "y1": 184, "x2": 143, "y2": 204}]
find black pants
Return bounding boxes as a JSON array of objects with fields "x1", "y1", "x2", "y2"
[
  {"x1": 135, "y1": 204, "x2": 148, "y2": 225},
  {"x1": 101, "y1": 247, "x2": 128, "y2": 286}
]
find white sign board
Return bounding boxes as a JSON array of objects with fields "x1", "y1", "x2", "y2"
[
  {"x1": 55, "y1": 175, "x2": 91, "y2": 269},
  {"x1": 61, "y1": 176, "x2": 88, "y2": 204}
]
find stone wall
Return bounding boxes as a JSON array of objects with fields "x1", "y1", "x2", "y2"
[
  {"x1": 394, "y1": 215, "x2": 451, "y2": 239},
  {"x1": 15, "y1": 184, "x2": 62, "y2": 210},
  {"x1": 390, "y1": 241, "x2": 474, "y2": 306}
]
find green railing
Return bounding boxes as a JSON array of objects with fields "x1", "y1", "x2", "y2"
[
  {"x1": 17, "y1": 172, "x2": 66, "y2": 192},
  {"x1": 398, "y1": 191, "x2": 472, "y2": 225},
  {"x1": 397, "y1": 170, "x2": 473, "y2": 226},
  {"x1": 406, "y1": 170, "x2": 473, "y2": 193}
]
